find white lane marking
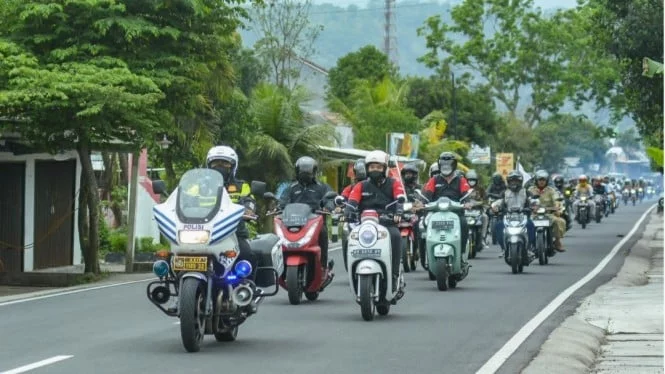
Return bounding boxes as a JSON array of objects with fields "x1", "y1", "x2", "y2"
[
  {"x1": 476, "y1": 204, "x2": 656, "y2": 374},
  {"x1": 0, "y1": 278, "x2": 153, "y2": 307},
  {"x1": 0, "y1": 355, "x2": 73, "y2": 374}
]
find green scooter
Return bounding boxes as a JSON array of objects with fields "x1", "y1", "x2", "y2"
[{"x1": 416, "y1": 189, "x2": 474, "y2": 291}]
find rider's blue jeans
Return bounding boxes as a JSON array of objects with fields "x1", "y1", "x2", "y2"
[{"x1": 495, "y1": 219, "x2": 536, "y2": 251}]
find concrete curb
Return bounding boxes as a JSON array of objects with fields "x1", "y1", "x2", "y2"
[{"x1": 521, "y1": 210, "x2": 660, "y2": 374}]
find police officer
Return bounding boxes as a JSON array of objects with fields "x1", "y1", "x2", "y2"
[
  {"x1": 552, "y1": 175, "x2": 572, "y2": 230},
  {"x1": 528, "y1": 170, "x2": 566, "y2": 252},
  {"x1": 205, "y1": 146, "x2": 257, "y2": 271},
  {"x1": 279, "y1": 156, "x2": 335, "y2": 269}
]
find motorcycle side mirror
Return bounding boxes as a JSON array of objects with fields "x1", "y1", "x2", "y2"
[
  {"x1": 397, "y1": 195, "x2": 406, "y2": 204},
  {"x1": 250, "y1": 180, "x2": 267, "y2": 196},
  {"x1": 152, "y1": 180, "x2": 168, "y2": 196},
  {"x1": 263, "y1": 192, "x2": 276, "y2": 200}
]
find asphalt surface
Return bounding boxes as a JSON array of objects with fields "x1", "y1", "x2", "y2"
[{"x1": 0, "y1": 201, "x2": 654, "y2": 374}]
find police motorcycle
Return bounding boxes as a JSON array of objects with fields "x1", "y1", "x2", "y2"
[
  {"x1": 622, "y1": 187, "x2": 631, "y2": 206},
  {"x1": 531, "y1": 199, "x2": 558, "y2": 265},
  {"x1": 340, "y1": 197, "x2": 407, "y2": 321},
  {"x1": 148, "y1": 169, "x2": 281, "y2": 353},
  {"x1": 416, "y1": 189, "x2": 474, "y2": 291}
]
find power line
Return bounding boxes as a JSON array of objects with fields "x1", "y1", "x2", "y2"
[{"x1": 307, "y1": 2, "x2": 443, "y2": 16}]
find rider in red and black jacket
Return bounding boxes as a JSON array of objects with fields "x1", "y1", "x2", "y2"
[
  {"x1": 341, "y1": 159, "x2": 367, "y2": 199},
  {"x1": 422, "y1": 152, "x2": 472, "y2": 258},
  {"x1": 346, "y1": 150, "x2": 406, "y2": 291}
]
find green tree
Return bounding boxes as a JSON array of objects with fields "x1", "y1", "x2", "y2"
[
  {"x1": 583, "y1": 0, "x2": 663, "y2": 148},
  {"x1": 404, "y1": 72, "x2": 499, "y2": 146},
  {"x1": 418, "y1": 0, "x2": 595, "y2": 127},
  {"x1": 330, "y1": 77, "x2": 421, "y2": 150},
  {"x1": 533, "y1": 114, "x2": 610, "y2": 172},
  {"x1": 490, "y1": 115, "x2": 539, "y2": 170},
  {"x1": 252, "y1": 0, "x2": 322, "y2": 89},
  {"x1": 327, "y1": 45, "x2": 398, "y2": 106},
  {"x1": 0, "y1": 0, "x2": 252, "y2": 273}
]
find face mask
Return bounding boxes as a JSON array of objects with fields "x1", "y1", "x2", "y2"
[
  {"x1": 439, "y1": 160, "x2": 454, "y2": 176},
  {"x1": 404, "y1": 176, "x2": 415, "y2": 184},
  {"x1": 468, "y1": 180, "x2": 477, "y2": 187},
  {"x1": 368, "y1": 170, "x2": 384, "y2": 182},
  {"x1": 214, "y1": 166, "x2": 231, "y2": 181},
  {"x1": 298, "y1": 172, "x2": 313, "y2": 184}
]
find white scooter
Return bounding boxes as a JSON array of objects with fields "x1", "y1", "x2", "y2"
[{"x1": 343, "y1": 197, "x2": 406, "y2": 321}]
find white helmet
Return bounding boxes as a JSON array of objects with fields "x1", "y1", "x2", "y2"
[
  {"x1": 429, "y1": 162, "x2": 440, "y2": 177},
  {"x1": 365, "y1": 150, "x2": 389, "y2": 177},
  {"x1": 206, "y1": 145, "x2": 238, "y2": 179}
]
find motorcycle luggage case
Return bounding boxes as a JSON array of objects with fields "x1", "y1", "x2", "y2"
[{"x1": 248, "y1": 233, "x2": 281, "y2": 287}]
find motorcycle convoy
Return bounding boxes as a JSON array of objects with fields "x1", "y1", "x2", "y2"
[{"x1": 143, "y1": 150, "x2": 658, "y2": 351}]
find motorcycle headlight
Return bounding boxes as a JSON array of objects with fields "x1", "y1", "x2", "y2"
[
  {"x1": 506, "y1": 227, "x2": 523, "y2": 235},
  {"x1": 466, "y1": 217, "x2": 476, "y2": 225},
  {"x1": 581, "y1": 196, "x2": 587, "y2": 201},
  {"x1": 358, "y1": 224, "x2": 378, "y2": 248},
  {"x1": 537, "y1": 207, "x2": 546, "y2": 214},
  {"x1": 438, "y1": 200, "x2": 450, "y2": 211},
  {"x1": 178, "y1": 230, "x2": 210, "y2": 244}
]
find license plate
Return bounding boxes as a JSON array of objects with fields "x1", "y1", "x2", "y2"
[
  {"x1": 533, "y1": 220, "x2": 550, "y2": 227},
  {"x1": 351, "y1": 248, "x2": 381, "y2": 257},
  {"x1": 431, "y1": 220, "x2": 454, "y2": 230},
  {"x1": 172, "y1": 256, "x2": 208, "y2": 271}
]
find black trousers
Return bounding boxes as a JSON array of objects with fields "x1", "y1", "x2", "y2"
[
  {"x1": 387, "y1": 226, "x2": 401, "y2": 279},
  {"x1": 319, "y1": 225, "x2": 329, "y2": 267}
]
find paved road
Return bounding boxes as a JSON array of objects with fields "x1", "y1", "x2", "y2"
[{"x1": 0, "y1": 202, "x2": 654, "y2": 374}]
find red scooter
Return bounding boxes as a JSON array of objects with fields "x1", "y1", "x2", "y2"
[{"x1": 266, "y1": 192, "x2": 337, "y2": 305}]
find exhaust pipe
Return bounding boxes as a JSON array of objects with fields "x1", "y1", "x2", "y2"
[{"x1": 231, "y1": 283, "x2": 254, "y2": 307}]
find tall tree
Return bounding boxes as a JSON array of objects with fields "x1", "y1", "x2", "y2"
[
  {"x1": 326, "y1": 45, "x2": 398, "y2": 106},
  {"x1": 418, "y1": 0, "x2": 596, "y2": 127},
  {"x1": 0, "y1": 0, "x2": 252, "y2": 273},
  {"x1": 252, "y1": 0, "x2": 323, "y2": 89}
]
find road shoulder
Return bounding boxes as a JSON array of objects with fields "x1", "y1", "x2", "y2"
[{"x1": 522, "y1": 210, "x2": 664, "y2": 374}]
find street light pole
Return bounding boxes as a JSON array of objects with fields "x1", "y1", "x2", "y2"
[{"x1": 451, "y1": 72, "x2": 458, "y2": 140}]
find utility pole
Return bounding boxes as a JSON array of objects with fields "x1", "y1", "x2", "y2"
[
  {"x1": 384, "y1": 0, "x2": 398, "y2": 67},
  {"x1": 451, "y1": 72, "x2": 458, "y2": 140}
]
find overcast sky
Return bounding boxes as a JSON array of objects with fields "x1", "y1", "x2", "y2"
[{"x1": 310, "y1": 0, "x2": 578, "y2": 9}]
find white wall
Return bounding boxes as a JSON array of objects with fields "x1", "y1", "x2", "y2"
[
  {"x1": 134, "y1": 177, "x2": 160, "y2": 246},
  {"x1": 0, "y1": 150, "x2": 81, "y2": 271}
]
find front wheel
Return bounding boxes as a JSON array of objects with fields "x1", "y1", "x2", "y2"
[
  {"x1": 509, "y1": 244, "x2": 519, "y2": 274},
  {"x1": 359, "y1": 275, "x2": 375, "y2": 321},
  {"x1": 305, "y1": 291, "x2": 319, "y2": 301},
  {"x1": 286, "y1": 265, "x2": 302, "y2": 305},
  {"x1": 342, "y1": 238, "x2": 349, "y2": 271},
  {"x1": 179, "y1": 277, "x2": 206, "y2": 352},
  {"x1": 468, "y1": 229, "x2": 476, "y2": 259},
  {"x1": 536, "y1": 233, "x2": 547, "y2": 266},
  {"x1": 435, "y1": 258, "x2": 449, "y2": 291}
]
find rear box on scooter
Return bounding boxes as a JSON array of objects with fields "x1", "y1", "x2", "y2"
[{"x1": 248, "y1": 233, "x2": 283, "y2": 287}]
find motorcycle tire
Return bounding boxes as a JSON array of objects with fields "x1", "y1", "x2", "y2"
[
  {"x1": 359, "y1": 274, "x2": 375, "y2": 321},
  {"x1": 179, "y1": 277, "x2": 206, "y2": 352},
  {"x1": 509, "y1": 244, "x2": 519, "y2": 274},
  {"x1": 428, "y1": 270, "x2": 436, "y2": 280},
  {"x1": 286, "y1": 265, "x2": 303, "y2": 305},
  {"x1": 435, "y1": 258, "x2": 449, "y2": 291},
  {"x1": 468, "y1": 230, "x2": 476, "y2": 259},
  {"x1": 342, "y1": 238, "x2": 349, "y2": 272},
  {"x1": 305, "y1": 291, "x2": 319, "y2": 301},
  {"x1": 537, "y1": 233, "x2": 547, "y2": 266}
]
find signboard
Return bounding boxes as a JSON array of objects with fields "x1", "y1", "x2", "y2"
[
  {"x1": 387, "y1": 133, "x2": 420, "y2": 159},
  {"x1": 468, "y1": 144, "x2": 491, "y2": 165},
  {"x1": 495, "y1": 153, "x2": 514, "y2": 178}
]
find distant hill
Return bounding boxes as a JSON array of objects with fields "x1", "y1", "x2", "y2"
[{"x1": 238, "y1": 0, "x2": 634, "y2": 130}]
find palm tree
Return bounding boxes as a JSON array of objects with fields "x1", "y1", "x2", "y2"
[{"x1": 245, "y1": 83, "x2": 336, "y2": 187}]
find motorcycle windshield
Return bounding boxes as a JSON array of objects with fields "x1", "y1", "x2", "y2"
[
  {"x1": 176, "y1": 168, "x2": 224, "y2": 221},
  {"x1": 281, "y1": 203, "x2": 313, "y2": 227}
]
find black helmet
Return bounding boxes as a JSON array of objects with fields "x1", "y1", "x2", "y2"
[
  {"x1": 506, "y1": 170, "x2": 523, "y2": 192},
  {"x1": 353, "y1": 159, "x2": 366, "y2": 181},
  {"x1": 438, "y1": 152, "x2": 457, "y2": 177},
  {"x1": 492, "y1": 172, "x2": 503, "y2": 185},
  {"x1": 401, "y1": 163, "x2": 419, "y2": 184},
  {"x1": 466, "y1": 169, "x2": 478, "y2": 187},
  {"x1": 295, "y1": 156, "x2": 318, "y2": 184},
  {"x1": 553, "y1": 175, "x2": 564, "y2": 188}
]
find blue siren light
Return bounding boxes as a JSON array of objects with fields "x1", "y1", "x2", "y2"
[
  {"x1": 234, "y1": 260, "x2": 253, "y2": 279},
  {"x1": 153, "y1": 260, "x2": 169, "y2": 278}
]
